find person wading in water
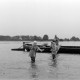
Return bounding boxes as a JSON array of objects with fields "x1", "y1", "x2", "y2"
[
  {"x1": 29, "y1": 41, "x2": 43, "y2": 63},
  {"x1": 51, "y1": 40, "x2": 60, "y2": 60}
]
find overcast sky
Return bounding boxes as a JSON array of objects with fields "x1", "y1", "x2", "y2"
[{"x1": 0, "y1": 0, "x2": 80, "y2": 38}]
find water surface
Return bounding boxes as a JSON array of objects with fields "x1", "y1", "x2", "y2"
[{"x1": 0, "y1": 41, "x2": 80, "y2": 80}]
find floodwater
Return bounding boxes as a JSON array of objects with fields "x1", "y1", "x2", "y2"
[{"x1": 0, "y1": 41, "x2": 80, "y2": 80}]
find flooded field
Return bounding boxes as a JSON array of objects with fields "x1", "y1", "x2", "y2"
[{"x1": 0, "y1": 41, "x2": 80, "y2": 80}]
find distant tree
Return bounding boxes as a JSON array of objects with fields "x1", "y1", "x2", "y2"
[
  {"x1": 64, "y1": 38, "x2": 70, "y2": 41},
  {"x1": 43, "y1": 34, "x2": 49, "y2": 40},
  {"x1": 59, "y1": 39, "x2": 64, "y2": 41},
  {"x1": 38, "y1": 36, "x2": 42, "y2": 40},
  {"x1": 0, "y1": 35, "x2": 11, "y2": 41},
  {"x1": 11, "y1": 36, "x2": 20, "y2": 41},
  {"x1": 34, "y1": 36, "x2": 42, "y2": 41},
  {"x1": 33, "y1": 35, "x2": 38, "y2": 40},
  {"x1": 26, "y1": 36, "x2": 30, "y2": 40},
  {"x1": 21, "y1": 36, "x2": 30, "y2": 41},
  {"x1": 70, "y1": 36, "x2": 80, "y2": 41}
]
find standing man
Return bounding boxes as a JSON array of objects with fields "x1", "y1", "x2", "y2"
[
  {"x1": 51, "y1": 40, "x2": 57, "y2": 59},
  {"x1": 51, "y1": 39, "x2": 60, "y2": 60},
  {"x1": 29, "y1": 41, "x2": 43, "y2": 63}
]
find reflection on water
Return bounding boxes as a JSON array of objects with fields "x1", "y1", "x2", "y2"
[
  {"x1": 30, "y1": 62, "x2": 38, "y2": 79},
  {"x1": 50, "y1": 58, "x2": 57, "y2": 68},
  {"x1": 49, "y1": 54, "x2": 58, "y2": 68},
  {"x1": 28, "y1": 54, "x2": 58, "y2": 80}
]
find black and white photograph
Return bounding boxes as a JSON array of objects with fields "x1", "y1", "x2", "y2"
[{"x1": 0, "y1": 0, "x2": 80, "y2": 80}]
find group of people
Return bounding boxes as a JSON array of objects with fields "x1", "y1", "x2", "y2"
[{"x1": 29, "y1": 40, "x2": 60, "y2": 63}]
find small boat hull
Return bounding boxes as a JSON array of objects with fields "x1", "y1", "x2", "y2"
[
  {"x1": 11, "y1": 45, "x2": 80, "y2": 54},
  {"x1": 59, "y1": 46, "x2": 80, "y2": 53},
  {"x1": 11, "y1": 48, "x2": 25, "y2": 51}
]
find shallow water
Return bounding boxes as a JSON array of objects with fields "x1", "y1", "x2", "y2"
[{"x1": 0, "y1": 41, "x2": 80, "y2": 80}]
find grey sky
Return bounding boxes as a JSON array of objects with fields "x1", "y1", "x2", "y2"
[{"x1": 0, "y1": 0, "x2": 80, "y2": 38}]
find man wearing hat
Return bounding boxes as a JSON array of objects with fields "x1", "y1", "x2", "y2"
[{"x1": 29, "y1": 41, "x2": 43, "y2": 63}]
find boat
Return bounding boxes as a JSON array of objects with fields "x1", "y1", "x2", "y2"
[
  {"x1": 59, "y1": 46, "x2": 80, "y2": 53},
  {"x1": 11, "y1": 43, "x2": 80, "y2": 54},
  {"x1": 11, "y1": 45, "x2": 51, "y2": 53},
  {"x1": 11, "y1": 48, "x2": 25, "y2": 51}
]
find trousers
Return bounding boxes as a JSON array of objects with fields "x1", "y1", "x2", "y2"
[
  {"x1": 31, "y1": 57, "x2": 35, "y2": 63},
  {"x1": 52, "y1": 54, "x2": 56, "y2": 59}
]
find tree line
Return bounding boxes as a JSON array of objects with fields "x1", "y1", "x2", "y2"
[
  {"x1": 0, "y1": 35, "x2": 80, "y2": 41},
  {"x1": 0, "y1": 35, "x2": 49, "y2": 41}
]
